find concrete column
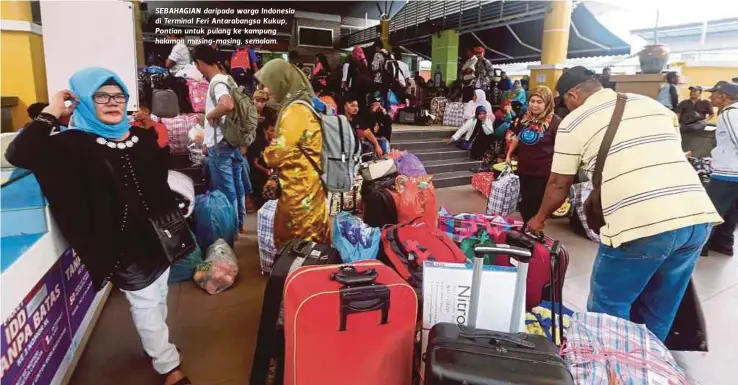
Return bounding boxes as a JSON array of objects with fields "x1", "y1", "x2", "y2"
[
  {"x1": 431, "y1": 30, "x2": 459, "y2": 87},
  {"x1": 380, "y1": 18, "x2": 391, "y2": 51},
  {"x1": 131, "y1": 0, "x2": 145, "y2": 66},
  {"x1": 1, "y1": 0, "x2": 48, "y2": 130},
  {"x1": 530, "y1": 0, "x2": 573, "y2": 91}
]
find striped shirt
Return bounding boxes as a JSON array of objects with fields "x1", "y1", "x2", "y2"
[{"x1": 551, "y1": 89, "x2": 722, "y2": 248}]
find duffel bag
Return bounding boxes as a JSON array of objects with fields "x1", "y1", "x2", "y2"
[{"x1": 361, "y1": 174, "x2": 399, "y2": 228}]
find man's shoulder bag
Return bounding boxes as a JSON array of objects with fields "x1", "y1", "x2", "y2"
[{"x1": 584, "y1": 93, "x2": 627, "y2": 235}]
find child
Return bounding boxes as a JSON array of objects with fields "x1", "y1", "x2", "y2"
[
  {"x1": 133, "y1": 102, "x2": 169, "y2": 148},
  {"x1": 247, "y1": 108, "x2": 277, "y2": 209}
]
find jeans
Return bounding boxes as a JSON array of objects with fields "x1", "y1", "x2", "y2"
[
  {"x1": 121, "y1": 268, "x2": 180, "y2": 374},
  {"x1": 588, "y1": 223, "x2": 712, "y2": 341},
  {"x1": 707, "y1": 178, "x2": 738, "y2": 249},
  {"x1": 210, "y1": 141, "x2": 244, "y2": 229}
]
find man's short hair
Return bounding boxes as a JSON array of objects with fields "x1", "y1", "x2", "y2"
[
  {"x1": 138, "y1": 102, "x2": 151, "y2": 112},
  {"x1": 27, "y1": 102, "x2": 49, "y2": 119},
  {"x1": 393, "y1": 48, "x2": 403, "y2": 60},
  {"x1": 191, "y1": 45, "x2": 219, "y2": 65},
  {"x1": 344, "y1": 93, "x2": 359, "y2": 104}
]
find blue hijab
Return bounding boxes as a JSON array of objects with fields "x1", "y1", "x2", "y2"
[{"x1": 69, "y1": 67, "x2": 130, "y2": 139}]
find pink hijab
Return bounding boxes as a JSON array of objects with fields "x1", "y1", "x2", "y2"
[{"x1": 352, "y1": 46, "x2": 367, "y2": 66}]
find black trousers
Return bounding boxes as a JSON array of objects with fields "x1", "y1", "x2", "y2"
[{"x1": 518, "y1": 174, "x2": 549, "y2": 223}]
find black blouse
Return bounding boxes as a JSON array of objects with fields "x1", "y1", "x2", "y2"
[{"x1": 5, "y1": 116, "x2": 177, "y2": 291}]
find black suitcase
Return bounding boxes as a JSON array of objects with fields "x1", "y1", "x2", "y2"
[
  {"x1": 361, "y1": 174, "x2": 399, "y2": 228},
  {"x1": 424, "y1": 240, "x2": 574, "y2": 385},
  {"x1": 250, "y1": 239, "x2": 342, "y2": 385}
]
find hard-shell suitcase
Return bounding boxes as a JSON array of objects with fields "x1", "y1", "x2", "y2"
[
  {"x1": 250, "y1": 240, "x2": 342, "y2": 385},
  {"x1": 152, "y1": 89, "x2": 180, "y2": 118},
  {"x1": 424, "y1": 239, "x2": 574, "y2": 385},
  {"x1": 284, "y1": 261, "x2": 418, "y2": 385},
  {"x1": 490, "y1": 230, "x2": 569, "y2": 311}
]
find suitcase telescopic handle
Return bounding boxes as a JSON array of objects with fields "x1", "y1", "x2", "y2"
[
  {"x1": 473, "y1": 245, "x2": 532, "y2": 263},
  {"x1": 469, "y1": 244, "x2": 532, "y2": 333}
]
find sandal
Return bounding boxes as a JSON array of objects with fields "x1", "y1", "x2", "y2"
[{"x1": 163, "y1": 366, "x2": 192, "y2": 385}]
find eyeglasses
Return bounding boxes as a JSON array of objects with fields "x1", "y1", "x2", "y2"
[{"x1": 93, "y1": 93, "x2": 128, "y2": 104}]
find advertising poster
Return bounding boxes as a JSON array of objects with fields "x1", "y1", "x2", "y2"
[
  {"x1": 0, "y1": 262, "x2": 71, "y2": 385},
  {"x1": 60, "y1": 249, "x2": 95, "y2": 337}
]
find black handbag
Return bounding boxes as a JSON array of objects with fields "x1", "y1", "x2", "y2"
[
  {"x1": 148, "y1": 208, "x2": 196, "y2": 263},
  {"x1": 104, "y1": 159, "x2": 195, "y2": 263}
]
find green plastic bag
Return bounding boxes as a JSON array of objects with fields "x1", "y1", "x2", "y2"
[{"x1": 459, "y1": 229, "x2": 497, "y2": 265}]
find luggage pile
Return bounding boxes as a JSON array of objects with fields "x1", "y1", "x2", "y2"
[
  {"x1": 138, "y1": 65, "x2": 207, "y2": 157},
  {"x1": 253, "y1": 151, "x2": 660, "y2": 385}
]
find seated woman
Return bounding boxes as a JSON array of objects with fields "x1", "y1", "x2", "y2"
[
  {"x1": 5, "y1": 68, "x2": 190, "y2": 385},
  {"x1": 255, "y1": 59, "x2": 330, "y2": 248},
  {"x1": 463, "y1": 89, "x2": 493, "y2": 122},
  {"x1": 444, "y1": 105, "x2": 495, "y2": 159},
  {"x1": 476, "y1": 100, "x2": 517, "y2": 169},
  {"x1": 505, "y1": 86, "x2": 561, "y2": 223},
  {"x1": 508, "y1": 79, "x2": 528, "y2": 115}
]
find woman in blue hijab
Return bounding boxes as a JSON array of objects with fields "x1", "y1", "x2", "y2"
[{"x1": 5, "y1": 68, "x2": 192, "y2": 385}]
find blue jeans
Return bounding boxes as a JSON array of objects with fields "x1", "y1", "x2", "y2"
[
  {"x1": 707, "y1": 178, "x2": 738, "y2": 249},
  {"x1": 588, "y1": 223, "x2": 712, "y2": 341},
  {"x1": 209, "y1": 141, "x2": 244, "y2": 229}
]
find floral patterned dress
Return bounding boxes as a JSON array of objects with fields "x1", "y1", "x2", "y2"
[{"x1": 263, "y1": 103, "x2": 330, "y2": 249}]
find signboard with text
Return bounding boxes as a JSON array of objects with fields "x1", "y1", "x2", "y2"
[{"x1": 0, "y1": 249, "x2": 97, "y2": 385}]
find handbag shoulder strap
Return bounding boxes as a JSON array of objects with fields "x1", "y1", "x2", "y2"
[{"x1": 592, "y1": 93, "x2": 627, "y2": 189}]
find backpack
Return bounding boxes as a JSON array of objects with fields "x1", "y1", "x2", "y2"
[
  {"x1": 382, "y1": 54, "x2": 402, "y2": 88},
  {"x1": 291, "y1": 100, "x2": 361, "y2": 193},
  {"x1": 380, "y1": 218, "x2": 467, "y2": 288},
  {"x1": 209, "y1": 76, "x2": 258, "y2": 148}
]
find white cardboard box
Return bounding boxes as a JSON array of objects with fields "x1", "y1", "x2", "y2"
[{"x1": 421, "y1": 261, "x2": 527, "y2": 368}]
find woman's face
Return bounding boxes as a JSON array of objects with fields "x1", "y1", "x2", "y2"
[
  {"x1": 473, "y1": 93, "x2": 478, "y2": 102},
  {"x1": 528, "y1": 95, "x2": 546, "y2": 115},
  {"x1": 93, "y1": 85, "x2": 126, "y2": 124},
  {"x1": 477, "y1": 111, "x2": 487, "y2": 120},
  {"x1": 514, "y1": 81, "x2": 521, "y2": 89},
  {"x1": 255, "y1": 98, "x2": 266, "y2": 112}
]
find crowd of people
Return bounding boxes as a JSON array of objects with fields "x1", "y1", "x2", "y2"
[{"x1": 6, "y1": 29, "x2": 737, "y2": 384}]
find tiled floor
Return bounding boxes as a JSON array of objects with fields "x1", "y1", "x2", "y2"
[{"x1": 69, "y1": 185, "x2": 736, "y2": 385}]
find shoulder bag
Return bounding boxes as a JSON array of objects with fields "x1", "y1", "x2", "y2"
[
  {"x1": 584, "y1": 93, "x2": 627, "y2": 234},
  {"x1": 103, "y1": 158, "x2": 195, "y2": 264}
]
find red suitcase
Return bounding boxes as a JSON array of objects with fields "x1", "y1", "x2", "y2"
[
  {"x1": 489, "y1": 228, "x2": 569, "y2": 310},
  {"x1": 283, "y1": 261, "x2": 418, "y2": 385}
]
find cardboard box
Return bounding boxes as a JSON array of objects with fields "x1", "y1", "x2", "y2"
[{"x1": 421, "y1": 261, "x2": 527, "y2": 369}]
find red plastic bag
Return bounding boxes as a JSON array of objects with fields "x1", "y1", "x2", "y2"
[{"x1": 393, "y1": 175, "x2": 437, "y2": 226}]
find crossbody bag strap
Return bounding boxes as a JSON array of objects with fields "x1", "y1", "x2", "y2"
[{"x1": 591, "y1": 93, "x2": 628, "y2": 189}]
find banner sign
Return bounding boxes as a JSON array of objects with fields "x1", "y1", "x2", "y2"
[{"x1": 1, "y1": 249, "x2": 96, "y2": 385}]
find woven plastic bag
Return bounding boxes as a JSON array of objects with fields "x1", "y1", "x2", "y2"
[
  {"x1": 194, "y1": 239, "x2": 239, "y2": 294},
  {"x1": 486, "y1": 165, "x2": 520, "y2": 216}
]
